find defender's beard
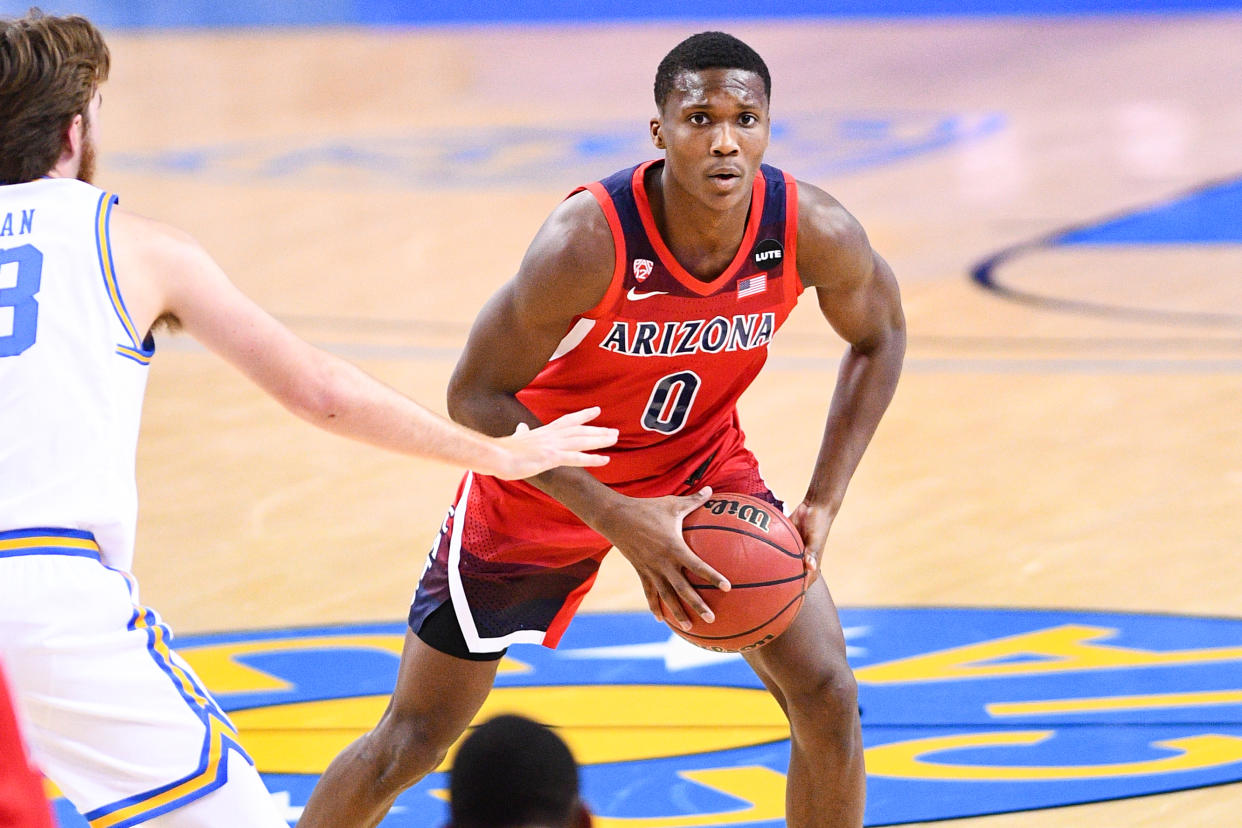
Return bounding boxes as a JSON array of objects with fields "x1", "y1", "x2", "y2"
[{"x1": 77, "y1": 131, "x2": 97, "y2": 184}]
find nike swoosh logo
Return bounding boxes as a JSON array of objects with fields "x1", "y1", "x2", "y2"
[{"x1": 627, "y1": 288, "x2": 668, "y2": 300}]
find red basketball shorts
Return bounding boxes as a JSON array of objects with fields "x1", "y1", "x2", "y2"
[{"x1": 408, "y1": 442, "x2": 781, "y2": 654}]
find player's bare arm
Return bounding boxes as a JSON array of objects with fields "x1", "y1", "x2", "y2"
[
  {"x1": 793, "y1": 182, "x2": 906, "y2": 570},
  {"x1": 105, "y1": 208, "x2": 616, "y2": 480},
  {"x1": 447, "y1": 192, "x2": 729, "y2": 629}
]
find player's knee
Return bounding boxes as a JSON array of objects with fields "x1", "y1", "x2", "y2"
[
  {"x1": 787, "y1": 662, "x2": 859, "y2": 733},
  {"x1": 367, "y1": 714, "x2": 455, "y2": 789}
]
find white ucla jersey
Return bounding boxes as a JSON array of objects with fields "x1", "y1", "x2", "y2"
[{"x1": 0, "y1": 178, "x2": 153, "y2": 572}]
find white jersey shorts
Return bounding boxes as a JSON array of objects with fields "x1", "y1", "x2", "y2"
[{"x1": 0, "y1": 529, "x2": 261, "y2": 828}]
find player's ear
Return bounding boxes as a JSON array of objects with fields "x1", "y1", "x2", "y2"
[
  {"x1": 574, "y1": 802, "x2": 593, "y2": 828},
  {"x1": 649, "y1": 117, "x2": 665, "y2": 150},
  {"x1": 60, "y1": 112, "x2": 84, "y2": 165}
]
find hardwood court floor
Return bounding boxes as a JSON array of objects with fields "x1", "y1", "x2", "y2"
[{"x1": 94, "y1": 16, "x2": 1242, "y2": 827}]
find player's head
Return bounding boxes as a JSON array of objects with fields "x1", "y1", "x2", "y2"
[
  {"x1": 653, "y1": 31, "x2": 770, "y2": 113},
  {"x1": 448, "y1": 714, "x2": 590, "y2": 828},
  {"x1": 650, "y1": 32, "x2": 771, "y2": 209},
  {"x1": 0, "y1": 8, "x2": 110, "y2": 185}
]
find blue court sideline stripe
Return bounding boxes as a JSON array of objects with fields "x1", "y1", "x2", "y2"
[{"x1": 14, "y1": 0, "x2": 1242, "y2": 29}]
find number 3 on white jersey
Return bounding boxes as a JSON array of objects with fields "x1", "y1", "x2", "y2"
[{"x1": 0, "y1": 244, "x2": 43, "y2": 357}]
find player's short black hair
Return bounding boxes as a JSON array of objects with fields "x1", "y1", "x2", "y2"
[
  {"x1": 449, "y1": 715, "x2": 581, "y2": 828},
  {"x1": 654, "y1": 31, "x2": 771, "y2": 110}
]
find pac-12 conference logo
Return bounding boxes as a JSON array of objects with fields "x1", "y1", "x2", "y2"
[{"x1": 49, "y1": 608, "x2": 1242, "y2": 826}]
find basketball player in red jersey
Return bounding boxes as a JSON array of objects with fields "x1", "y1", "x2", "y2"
[
  {"x1": 0, "y1": 661, "x2": 53, "y2": 828},
  {"x1": 300, "y1": 31, "x2": 905, "y2": 827}
]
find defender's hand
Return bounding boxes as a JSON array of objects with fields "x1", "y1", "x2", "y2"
[{"x1": 487, "y1": 407, "x2": 618, "y2": 480}]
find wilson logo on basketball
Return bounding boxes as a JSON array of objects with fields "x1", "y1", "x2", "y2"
[
  {"x1": 702, "y1": 497, "x2": 771, "y2": 532},
  {"x1": 735, "y1": 633, "x2": 776, "y2": 652}
]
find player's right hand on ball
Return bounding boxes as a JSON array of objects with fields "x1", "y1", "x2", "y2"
[
  {"x1": 490, "y1": 406, "x2": 618, "y2": 480},
  {"x1": 604, "y1": 486, "x2": 731, "y2": 632}
]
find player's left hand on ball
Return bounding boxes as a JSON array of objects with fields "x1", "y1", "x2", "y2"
[
  {"x1": 790, "y1": 500, "x2": 832, "y2": 585},
  {"x1": 803, "y1": 551, "x2": 819, "y2": 585}
]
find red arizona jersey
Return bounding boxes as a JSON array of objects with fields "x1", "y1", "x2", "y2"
[{"x1": 518, "y1": 160, "x2": 802, "y2": 487}]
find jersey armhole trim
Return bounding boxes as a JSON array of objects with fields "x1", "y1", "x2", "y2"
[
  {"x1": 782, "y1": 171, "x2": 803, "y2": 304},
  {"x1": 95, "y1": 192, "x2": 155, "y2": 364},
  {"x1": 578, "y1": 181, "x2": 627, "y2": 319}
]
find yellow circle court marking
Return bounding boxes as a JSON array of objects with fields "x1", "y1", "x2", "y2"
[{"x1": 230, "y1": 683, "x2": 788, "y2": 775}]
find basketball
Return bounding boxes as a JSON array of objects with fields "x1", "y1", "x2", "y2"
[{"x1": 672, "y1": 493, "x2": 809, "y2": 653}]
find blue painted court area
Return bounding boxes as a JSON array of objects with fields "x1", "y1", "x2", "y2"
[
  {"x1": 972, "y1": 173, "x2": 1242, "y2": 325},
  {"x1": 45, "y1": 608, "x2": 1242, "y2": 827},
  {"x1": 1057, "y1": 177, "x2": 1242, "y2": 245},
  {"x1": 4, "y1": 0, "x2": 1242, "y2": 28}
]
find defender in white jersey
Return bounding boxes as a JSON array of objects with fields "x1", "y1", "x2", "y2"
[{"x1": 0, "y1": 11, "x2": 615, "y2": 828}]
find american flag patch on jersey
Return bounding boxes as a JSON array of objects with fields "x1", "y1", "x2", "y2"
[{"x1": 737, "y1": 273, "x2": 767, "y2": 298}]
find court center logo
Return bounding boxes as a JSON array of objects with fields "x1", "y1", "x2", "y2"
[{"x1": 48, "y1": 608, "x2": 1242, "y2": 826}]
